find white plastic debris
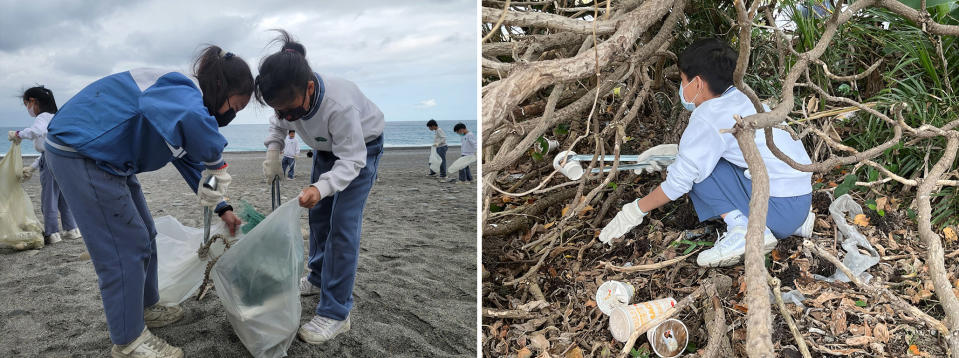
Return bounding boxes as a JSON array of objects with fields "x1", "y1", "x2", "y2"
[
  {"x1": 595, "y1": 281, "x2": 635, "y2": 315},
  {"x1": 812, "y1": 194, "x2": 880, "y2": 283}
]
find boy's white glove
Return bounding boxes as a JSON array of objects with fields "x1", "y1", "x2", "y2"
[
  {"x1": 598, "y1": 199, "x2": 646, "y2": 243},
  {"x1": 263, "y1": 149, "x2": 283, "y2": 181},
  {"x1": 198, "y1": 168, "x2": 231, "y2": 207},
  {"x1": 20, "y1": 166, "x2": 34, "y2": 182},
  {"x1": 634, "y1": 144, "x2": 678, "y2": 174},
  {"x1": 8, "y1": 131, "x2": 21, "y2": 144}
]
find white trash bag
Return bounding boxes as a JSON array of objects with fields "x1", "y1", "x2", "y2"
[
  {"x1": 155, "y1": 216, "x2": 236, "y2": 305},
  {"x1": 212, "y1": 198, "x2": 304, "y2": 358},
  {"x1": 429, "y1": 146, "x2": 442, "y2": 173},
  {"x1": 0, "y1": 142, "x2": 44, "y2": 250},
  {"x1": 447, "y1": 154, "x2": 476, "y2": 173}
]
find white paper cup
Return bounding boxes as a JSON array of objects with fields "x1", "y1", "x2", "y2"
[
  {"x1": 552, "y1": 151, "x2": 584, "y2": 180},
  {"x1": 648, "y1": 319, "x2": 688, "y2": 358},
  {"x1": 596, "y1": 281, "x2": 635, "y2": 315},
  {"x1": 608, "y1": 297, "x2": 677, "y2": 342}
]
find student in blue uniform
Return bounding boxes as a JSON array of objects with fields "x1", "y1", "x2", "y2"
[
  {"x1": 258, "y1": 30, "x2": 384, "y2": 345},
  {"x1": 7, "y1": 86, "x2": 80, "y2": 245},
  {"x1": 44, "y1": 45, "x2": 254, "y2": 358},
  {"x1": 599, "y1": 39, "x2": 814, "y2": 267}
]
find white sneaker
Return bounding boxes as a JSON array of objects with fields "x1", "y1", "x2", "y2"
[
  {"x1": 111, "y1": 328, "x2": 183, "y2": 358},
  {"x1": 299, "y1": 276, "x2": 322, "y2": 296},
  {"x1": 44, "y1": 232, "x2": 62, "y2": 244},
  {"x1": 792, "y1": 211, "x2": 815, "y2": 238},
  {"x1": 696, "y1": 226, "x2": 778, "y2": 267},
  {"x1": 144, "y1": 304, "x2": 184, "y2": 328},
  {"x1": 61, "y1": 228, "x2": 82, "y2": 240},
  {"x1": 298, "y1": 314, "x2": 351, "y2": 344}
]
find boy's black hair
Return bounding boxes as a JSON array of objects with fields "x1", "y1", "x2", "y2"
[
  {"x1": 426, "y1": 119, "x2": 438, "y2": 127},
  {"x1": 453, "y1": 123, "x2": 467, "y2": 132},
  {"x1": 306, "y1": 150, "x2": 313, "y2": 158},
  {"x1": 193, "y1": 45, "x2": 254, "y2": 117},
  {"x1": 289, "y1": 130, "x2": 295, "y2": 134},
  {"x1": 21, "y1": 86, "x2": 57, "y2": 114},
  {"x1": 255, "y1": 29, "x2": 314, "y2": 107},
  {"x1": 677, "y1": 38, "x2": 738, "y2": 96}
]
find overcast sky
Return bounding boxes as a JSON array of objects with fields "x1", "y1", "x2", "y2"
[{"x1": 0, "y1": 0, "x2": 477, "y2": 127}]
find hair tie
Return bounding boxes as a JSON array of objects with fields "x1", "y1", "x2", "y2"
[
  {"x1": 284, "y1": 48, "x2": 297, "y2": 53},
  {"x1": 225, "y1": 52, "x2": 234, "y2": 59}
]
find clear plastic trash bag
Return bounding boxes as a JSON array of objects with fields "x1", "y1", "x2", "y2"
[
  {"x1": 0, "y1": 142, "x2": 44, "y2": 250},
  {"x1": 447, "y1": 154, "x2": 476, "y2": 173},
  {"x1": 429, "y1": 146, "x2": 442, "y2": 173},
  {"x1": 155, "y1": 216, "x2": 235, "y2": 305},
  {"x1": 812, "y1": 194, "x2": 880, "y2": 283},
  {"x1": 211, "y1": 198, "x2": 304, "y2": 358}
]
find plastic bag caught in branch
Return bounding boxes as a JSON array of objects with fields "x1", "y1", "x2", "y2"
[{"x1": 812, "y1": 194, "x2": 880, "y2": 283}]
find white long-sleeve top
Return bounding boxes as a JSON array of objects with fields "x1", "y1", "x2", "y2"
[
  {"x1": 265, "y1": 73, "x2": 385, "y2": 199},
  {"x1": 661, "y1": 88, "x2": 813, "y2": 200},
  {"x1": 461, "y1": 132, "x2": 476, "y2": 156},
  {"x1": 283, "y1": 136, "x2": 299, "y2": 158},
  {"x1": 433, "y1": 127, "x2": 447, "y2": 147},
  {"x1": 18, "y1": 112, "x2": 53, "y2": 154}
]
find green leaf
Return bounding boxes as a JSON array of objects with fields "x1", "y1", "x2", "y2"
[
  {"x1": 813, "y1": 182, "x2": 825, "y2": 190},
  {"x1": 838, "y1": 83, "x2": 853, "y2": 95},
  {"x1": 608, "y1": 182, "x2": 618, "y2": 189},
  {"x1": 897, "y1": 0, "x2": 954, "y2": 10},
  {"x1": 878, "y1": 209, "x2": 886, "y2": 217},
  {"x1": 834, "y1": 174, "x2": 859, "y2": 197},
  {"x1": 686, "y1": 342, "x2": 699, "y2": 353},
  {"x1": 490, "y1": 204, "x2": 504, "y2": 213},
  {"x1": 553, "y1": 123, "x2": 570, "y2": 136},
  {"x1": 855, "y1": 300, "x2": 868, "y2": 307}
]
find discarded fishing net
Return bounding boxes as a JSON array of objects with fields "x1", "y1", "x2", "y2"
[{"x1": 236, "y1": 199, "x2": 266, "y2": 234}]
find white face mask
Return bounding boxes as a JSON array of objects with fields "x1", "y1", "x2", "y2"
[
  {"x1": 679, "y1": 77, "x2": 701, "y2": 111},
  {"x1": 26, "y1": 103, "x2": 37, "y2": 117}
]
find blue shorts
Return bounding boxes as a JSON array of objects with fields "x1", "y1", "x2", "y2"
[{"x1": 687, "y1": 159, "x2": 811, "y2": 239}]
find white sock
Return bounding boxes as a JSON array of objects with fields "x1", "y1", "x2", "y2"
[{"x1": 722, "y1": 210, "x2": 748, "y2": 229}]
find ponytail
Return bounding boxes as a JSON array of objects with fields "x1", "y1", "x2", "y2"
[
  {"x1": 254, "y1": 29, "x2": 315, "y2": 107},
  {"x1": 22, "y1": 86, "x2": 58, "y2": 114},
  {"x1": 193, "y1": 45, "x2": 254, "y2": 115}
]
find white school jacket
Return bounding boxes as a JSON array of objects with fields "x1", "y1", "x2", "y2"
[
  {"x1": 18, "y1": 112, "x2": 54, "y2": 168},
  {"x1": 661, "y1": 88, "x2": 813, "y2": 200},
  {"x1": 265, "y1": 73, "x2": 384, "y2": 198}
]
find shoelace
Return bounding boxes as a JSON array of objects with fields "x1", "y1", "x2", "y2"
[{"x1": 144, "y1": 335, "x2": 177, "y2": 354}]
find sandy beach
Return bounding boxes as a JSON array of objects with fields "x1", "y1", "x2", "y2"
[{"x1": 0, "y1": 147, "x2": 477, "y2": 357}]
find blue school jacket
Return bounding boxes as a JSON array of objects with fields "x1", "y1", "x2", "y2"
[{"x1": 46, "y1": 68, "x2": 229, "y2": 209}]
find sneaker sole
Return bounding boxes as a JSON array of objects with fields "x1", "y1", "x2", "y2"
[{"x1": 298, "y1": 319, "x2": 351, "y2": 344}]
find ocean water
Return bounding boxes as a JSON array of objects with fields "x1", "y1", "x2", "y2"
[{"x1": 0, "y1": 120, "x2": 475, "y2": 156}]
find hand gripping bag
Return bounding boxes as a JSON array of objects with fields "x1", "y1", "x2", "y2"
[
  {"x1": 211, "y1": 198, "x2": 304, "y2": 358},
  {"x1": 0, "y1": 142, "x2": 43, "y2": 250}
]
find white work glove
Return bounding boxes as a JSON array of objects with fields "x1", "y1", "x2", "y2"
[
  {"x1": 263, "y1": 149, "x2": 283, "y2": 181},
  {"x1": 633, "y1": 144, "x2": 678, "y2": 174},
  {"x1": 198, "y1": 168, "x2": 231, "y2": 207},
  {"x1": 8, "y1": 131, "x2": 21, "y2": 144},
  {"x1": 598, "y1": 199, "x2": 647, "y2": 243},
  {"x1": 20, "y1": 166, "x2": 34, "y2": 182}
]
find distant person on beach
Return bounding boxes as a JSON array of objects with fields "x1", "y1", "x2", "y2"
[
  {"x1": 427, "y1": 119, "x2": 447, "y2": 178},
  {"x1": 8, "y1": 86, "x2": 80, "y2": 245},
  {"x1": 598, "y1": 38, "x2": 813, "y2": 268},
  {"x1": 258, "y1": 30, "x2": 384, "y2": 345},
  {"x1": 44, "y1": 46, "x2": 253, "y2": 358},
  {"x1": 283, "y1": 130, "x2": 299, "y2": 179},
  {"x1": 451, "y1": 122, "x2": 475, "y2": 184}
]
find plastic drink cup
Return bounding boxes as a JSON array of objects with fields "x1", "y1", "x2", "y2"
[
  {"x1": 608, "y1": 297, "x2": 677, "y2": 342},
  {"x1": 553, "y1": 151, "x2": 584, "y2": 180},
  {"x1": 595, "y1": 281, "x2": 635, "y2": 315},
  {"x1": 648, "y1": 319, "x2": 688, "y2": 358}
]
